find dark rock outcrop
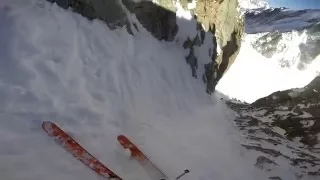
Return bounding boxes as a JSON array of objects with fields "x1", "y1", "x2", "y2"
[
  {"x1": 121, "y1": 0, "x2": 178, "y2": 41},
  {"x1": 255, "y1": 155, "x2": 277, "y2": 171},
  {"x1": 47, "y1": 0, "x2": 128, "y2": 28}
]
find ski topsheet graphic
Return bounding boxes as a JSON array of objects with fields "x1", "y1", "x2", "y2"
[
  {"x1": 117, "y1": 135, "x2": 167, "y2": 180},
  {"x1": 42, "y1": 121, "x2": 122, "y2": 180}
]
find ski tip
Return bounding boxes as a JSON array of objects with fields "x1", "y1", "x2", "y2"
[
  {"x1": 42, "y1": 121, "x2": 54, "y2": 132},
  {"x1": 42, "y1": 121, "x2": 52, "y2": 127},
  {"x1": 117, "y1": 135, "x2": 126, "y2": 140}
]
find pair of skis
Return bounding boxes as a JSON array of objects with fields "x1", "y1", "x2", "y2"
[{"x1": 42, "y1": 121, "x2": 189, "y2": 180}]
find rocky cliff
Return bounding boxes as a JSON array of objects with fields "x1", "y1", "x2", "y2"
[{"x1": 46, "y1": 0, "x2": 244, "y2": 94}]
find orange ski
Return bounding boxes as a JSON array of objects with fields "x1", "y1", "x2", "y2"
[
  {"x1": 42, "y1": 121, "x2": 122, "y2": 180},
  {"x1": 117, "y1": 135, "x2": 167, "y2": 180}
]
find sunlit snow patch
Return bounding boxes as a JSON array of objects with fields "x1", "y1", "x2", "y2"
[
  {"x1": 175, "y1": 1, "x2": 192, "y2": 20},
  {"x1": 187, "y1": 0, "x2": 197, "y2": 10}
]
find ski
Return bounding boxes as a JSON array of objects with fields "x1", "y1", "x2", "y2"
[
  {"x1": 117, "y1": 135, "x2": 167, "y2": 180},
  {"x1": 42, "y1": 121, "x2": 122, "y2": 180}
]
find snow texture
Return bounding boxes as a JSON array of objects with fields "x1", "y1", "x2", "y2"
[{"x1": 0, "y1": 0, "x2": 264, "y2": 180}]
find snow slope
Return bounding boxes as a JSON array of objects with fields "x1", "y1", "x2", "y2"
[
  {"x1": 0, "y1": 1, "x2": 263, "y2": 180},
  {"x1": 217, "y1": 7, "x2": 320, "y2": 103},
  {"x1": 216, "y1": 33, "x2": 320, "y2": 103}
]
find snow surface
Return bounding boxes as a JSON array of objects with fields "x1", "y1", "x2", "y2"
[
  {"x1": 0, "y1": 0, "x2": 265, "y2": 180},
  {"x1": 217, "y1": 6, "x2": 320, "y2": 103},
  {"x1": 238, "y1": 0, "x2": 269, "y2": 10},
  {"x1": 217, "y1": 32, "x2": 320, "y2": 103}
]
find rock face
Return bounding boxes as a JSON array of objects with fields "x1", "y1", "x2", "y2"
[
  {"x1": 46, "y1": 0, "x2": 128, "y2": 28},
  {"x1": 227, "y1": 76, "x2": 320, "y2": 179},
  {"x1": 46, "y1": 0, "x2": 244, "y2": 94},
  {"x1": 195, "y1": 0, "x2": 244, "y2": 93},
  {"x1": 121, "y1": 0, "x2": 178, "y2": 41}
]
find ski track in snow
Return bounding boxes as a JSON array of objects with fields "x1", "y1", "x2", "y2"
[{"x1": 0, "y1": 1, "x2": 263, "y2": 180}]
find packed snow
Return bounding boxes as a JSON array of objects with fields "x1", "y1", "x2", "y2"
[{"x1": 0, "y1": 0, "x2": 266, "y2": 180}]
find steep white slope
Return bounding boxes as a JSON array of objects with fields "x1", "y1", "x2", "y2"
[
  {"x1": 217, "y1": 33, "x2": 320, "y2": 103},
  {"x1": 217, "y1": 7, "x2": 320, "y2": 103},
  {"x1": 0, "y1": 1, "x2": 262, "y2": 180}
]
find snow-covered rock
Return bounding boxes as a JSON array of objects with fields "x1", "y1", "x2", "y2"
[{"x1": 226, "y1": 76, "x2": 320, "y2": 179}]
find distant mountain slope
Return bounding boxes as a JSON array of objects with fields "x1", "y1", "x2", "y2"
[{"x1": 246, "y1": 8, "x2": 320, "y2": 34}]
